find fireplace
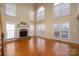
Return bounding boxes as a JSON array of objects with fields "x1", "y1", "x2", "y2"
[{"x1": 19, "y1": 29, "x2": 28, "y2": 37}]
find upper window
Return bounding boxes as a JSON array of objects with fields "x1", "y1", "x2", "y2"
[
  {"x1": 29, "y1": 10, "x2": 34, "y2": 21},
  {"x1": 53, "y1": 3, "x2": 70, "y2": 17},
  {"x1": 5, "y1": 3, "x2": 16, "y2": 17},
  {"x1": 37, "y1": 6, "x2": 45, "y2": 21}
]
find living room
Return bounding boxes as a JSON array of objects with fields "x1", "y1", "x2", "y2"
[{"x1": 0, "y1": 3, "x2": 79, "y2": 56}]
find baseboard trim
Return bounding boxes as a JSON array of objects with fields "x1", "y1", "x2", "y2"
[{"x1": 35, "y1": 36, "x2": 79, "y2": 45}]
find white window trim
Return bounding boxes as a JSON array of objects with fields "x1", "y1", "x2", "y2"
[{"x1": 53, "y1": 23, "x2": 70, "y2": 40}]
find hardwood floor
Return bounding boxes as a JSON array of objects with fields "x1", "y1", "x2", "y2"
[{"x1": 1, "y1": 37, "x2": 79, "y2": 56}]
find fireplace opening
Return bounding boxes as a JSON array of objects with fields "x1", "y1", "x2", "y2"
[{"x1": 19, "y1": 29, "x2": 28, "y2": 37}]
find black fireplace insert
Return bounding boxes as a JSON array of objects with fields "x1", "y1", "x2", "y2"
[{"x1": 19, "y1": 29, "x2": 28, "y2": 37}]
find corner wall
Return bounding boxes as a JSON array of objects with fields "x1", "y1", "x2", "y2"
[{"x1": 35, "y1": 3, "x2": 79, "y2": 44}]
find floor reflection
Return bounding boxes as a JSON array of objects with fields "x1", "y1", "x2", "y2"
[
  {"x1": 6, "y1": 42, "x2": 15, "y2": 56},
  {"x1": 53, "y1": 42, "x2": 70, "y2": 55},
  {"x1": 37, "y1": 38, "x2": 46, "y2": 51},
  {"x1": 4, "y1": 37, "x2": 79, "y2": 56}
]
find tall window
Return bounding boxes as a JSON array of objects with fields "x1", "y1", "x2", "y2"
[
  {"x1": 54, "y1": 22, "x2": 70, "y2": 39},
  {"x1": 6, "y1": 23, "x2": 15, "y2": 39},
  {"x1": 28, "y1": 24, "x2": 34, "y2": 36},
  {"x1": 5, "y1": 3, "x2": 16, "y2": 16},
  {"x1": 53, "y1": 3, "x2": 70, "y2": 17},
  {"x1": 37, "y1": 24, "x2": 45, "y2": 37},
  {"x1": 54, "y1": 24, "x2": 61, "y2": 38},
  {"x1": 29, "y1": 10, "x2": 34, "y2": 21},
  {"x1": 62, "y1": 23, "x2": 70, "y2": 39},
  {"x1": 37, "y1": 6, "x2": 45, "y2": 21}
]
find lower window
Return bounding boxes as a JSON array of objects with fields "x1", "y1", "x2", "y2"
[{"x1": 54, "y1": 22, "x2": 70, "y2": 39}]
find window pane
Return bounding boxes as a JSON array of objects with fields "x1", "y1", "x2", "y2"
[
  {"x1": 61, "y1": 4, "x2": 70, "y2": 16},
  {"x1": 53, "y1": 5, "x2": 61, "y2": 17},
  {"x1": 53, "y1": 3, "x2": 70, "y2": 17},
  {"x1": 6, "y1": 23, "x2": 15, "y2": 39},
  {"x1": 37, "y1": 24, "x2": 45, "y2": 37},
  {"x1": 5, "y1": 3, "x2": 16, "y2": 16},
  {"x1": 54, "y1": 24, "x2": 61, "y2": 31},
  {"x1": 62, "y1": 22, "x2": 70, "y2": 31},
  {"x1": 37, "y1": 7, "x2": 45, "y2": 20},
  {"x1": 61, "y1": 3, "x2": 70, "y2": 9},
  {"x1": 62, "y1": 22, "x2": 70, "y2": 39},
  {"x1": 28, "y1": 25, "x2": 34, "y2": 36},
  {"x1": 62, "y1": 33, "x2": 69, "y2": 39},
  {"x1": 29, "y1": 11, "x2": 34, "y2": 21},
  {"x1": 54, "y1": 31, "x2": 61, "y2": 38},
  {"x1": 54, "y1": 24, "x2": 61, "y2": 38},
  {"x1": 61, "y1": 8, "x2": 70, "y2": 16}
]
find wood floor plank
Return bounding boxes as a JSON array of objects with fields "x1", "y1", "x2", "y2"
[{"x1": 1, "y1": 37, "x2": 79, "y2": 56}]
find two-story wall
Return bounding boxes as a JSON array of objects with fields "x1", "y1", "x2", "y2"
[
  {"x1": 0, "y1": 3, "x2": 35, "y2": 39},
  {"x1": 35, "y1": 3, "x2": 79, "y2": 44}
]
